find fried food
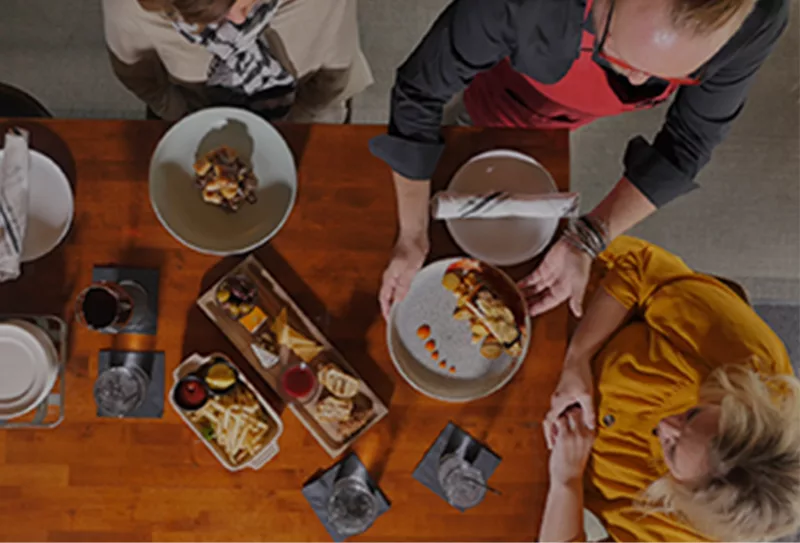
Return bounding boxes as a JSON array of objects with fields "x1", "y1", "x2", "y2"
[
  {"x1": 442, "y1": 260, "x2": 525, "y2": 359},
  {"x1": 194, "y1": 146, "x2": 258, "y2": 212},
  {"x1": 187, "y1": 386, "x2": 271, "y2": 466}
]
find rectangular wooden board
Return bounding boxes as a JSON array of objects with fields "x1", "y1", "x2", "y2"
[{"x1": 198, "y1": 256, "x2": 389, "y2": 457}]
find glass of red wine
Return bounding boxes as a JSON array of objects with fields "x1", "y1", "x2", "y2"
[
  {"x1": 75, "y1": 280, "x2": 147, "y2": 333},
  {"x1": 280, "y1": 363, "x2": 319, "y2": 404}
]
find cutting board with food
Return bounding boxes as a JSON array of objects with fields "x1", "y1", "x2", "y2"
[{"x1": 198, "y1": 256, "x2": 389, "y2": 457}]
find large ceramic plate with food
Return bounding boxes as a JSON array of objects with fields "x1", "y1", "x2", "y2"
[
  {"x1": 388, "y1": 258, "x2": 531, "y2": 402},
  {"x1": 149, "y1": 107, "x2": 297, "y2": 255},
  {"x1": 445, "y1": 149, "x2": 558, "y2": 266}
]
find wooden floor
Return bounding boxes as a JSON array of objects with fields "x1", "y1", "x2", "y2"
[{"x1": 0, "y1": 120, "x2": 570, "y2": 542}]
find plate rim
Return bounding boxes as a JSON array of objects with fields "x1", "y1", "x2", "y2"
[
  {"x1": 386, "y1": 257, "x2": 531, "y2": 403},
  {"x1": 444, "y1": 148, "x2": 559, "y2": 266},
  {"x1": 0, "y1": 148, "x2": 74, "y2": 262},
  {"x1": 148, "y1": 106, "x2": 298, "y2": 256},
  {"x1": 0, "y1": 321, "x2": 58, "y2": 419}
]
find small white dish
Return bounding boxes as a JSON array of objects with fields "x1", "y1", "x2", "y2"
[
  {"x1": 0, "y1": 320, "x2": 59, "y2": 419},
  {"x1": 444, "y1": 149, "x2": 559, "y2": 267},
  {"x1": 0, "y1": 149, "x2": 73, "y2": 262},
  {"x1": 387, "y1": 258, "x2": 531, "y2": 403},
  {"x1": 149, "y1": 107, "x2": 297, "y2": 256}
]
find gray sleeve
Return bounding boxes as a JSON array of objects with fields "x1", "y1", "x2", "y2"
[
  {"x1": 369, "y1": 0, "x2": 519, "y2": 180},
  {"x1": 623, "y1": 2, "x2": 789, "y2": 207}
]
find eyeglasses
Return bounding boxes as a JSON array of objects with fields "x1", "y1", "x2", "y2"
[{"x1": 589, "y1": 0, "x2": 703, "y2": 87}]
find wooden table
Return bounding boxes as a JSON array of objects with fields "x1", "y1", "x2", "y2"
[{"x1": 0, "y1": 120, "x2": 570, "y2": 542}]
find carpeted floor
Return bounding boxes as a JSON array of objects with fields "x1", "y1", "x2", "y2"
[{"x1": 755, "y1": 301, "x2": 800, "y2": 370}]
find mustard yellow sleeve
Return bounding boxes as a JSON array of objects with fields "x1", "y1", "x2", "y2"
[
  {"x1": 598, "y1": 236, "x2": 792, "y2": 377},
  {"x1": 598, "y1": 236, "x2": 694, "y2": 310}
]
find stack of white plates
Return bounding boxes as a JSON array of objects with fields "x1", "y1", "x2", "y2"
[{"x1": 0, "y1": 320, "x2": 59, "y2": 420}]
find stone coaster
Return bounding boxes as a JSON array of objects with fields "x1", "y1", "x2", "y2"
[
  {"x1": 413, "y1": 421, "x2": 502, "y2": 512},
  {"x1": 302, "y1": 453, "x2": 391, "y2": 542},
  {"x1": 92, "y1": 266, "x2": 159, "y2": 335},
  {"x1": 97, "y1": 350, "x2": 165, "y2": 419}
]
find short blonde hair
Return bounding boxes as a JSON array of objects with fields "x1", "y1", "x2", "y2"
[{"x1": 643, "y1": 365, "x2": 800, "y2": 541}]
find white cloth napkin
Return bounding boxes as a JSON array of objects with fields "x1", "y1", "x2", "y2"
[
  {"x1": 431, "y1": 191, "x2": 580, "y2": 220},
  {"x1": 0, "y1": 129, "x2": 30, "y2": 282}
]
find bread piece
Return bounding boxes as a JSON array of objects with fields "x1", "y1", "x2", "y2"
[
  {"x1": 315, "y1": 396, "x2": 353, "y2": 422},
  {"x1": 318, "y1": 364, "x2": 360, "y2": 399}
]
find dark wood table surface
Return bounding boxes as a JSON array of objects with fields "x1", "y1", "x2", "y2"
[{"x1": 0, "y1": 120, "x2": 570, "y2": 542}]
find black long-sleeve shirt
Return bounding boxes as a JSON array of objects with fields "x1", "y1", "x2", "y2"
[{"x1": 369, "y1": 0, "x2": 788, "y2": 207}]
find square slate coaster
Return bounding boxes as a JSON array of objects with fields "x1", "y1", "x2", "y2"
[
  {"x1": 97, "y1": 350, "x2": 165, "y2": 419},
  {"x1": 413, "y1": 422, "x2": 502, "y2": 512},
  {"x1": 302, "y1": 453, "x2": 391, "y2": 542},
  {"x1": 92, "y1": 266, "x2": 159, "y2": 335}
]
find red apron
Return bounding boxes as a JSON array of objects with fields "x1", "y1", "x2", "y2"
[{"x1": 463, "y1": 0, "x2": 679, "y2": 130}]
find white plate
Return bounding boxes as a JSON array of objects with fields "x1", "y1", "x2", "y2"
[
  {"x1": 0, "y1": 320, "x2": 59, "y2": 419},
  {"x1": 0, "y1": 149, "x2": 73, "y2": 262},
  {"x1": 149, "y1": 107, "x2": 297, "y2": 256},
  {"x1": 445, "y1": 149, "x2": 559, "y2": 266},
  {"x1": 387, "y1": 258, "x2": 531, "y2": 403}
]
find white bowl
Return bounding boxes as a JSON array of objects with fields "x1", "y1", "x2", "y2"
[
  {"x1": 445, "y1": 149, "x2": 559, "y2": 266},
  {"x1": 149, "y1": 107, "x2": 297, "y2": 255},
  {"x1": 387, "y1": 258, "x2": 531, "y2": 403},
  {"x1": 0, "y1": 149, "x2": 73, "y2": 262}
]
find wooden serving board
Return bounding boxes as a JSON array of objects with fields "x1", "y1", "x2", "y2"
[{"x1": 198, "y1": 256, "x2": 389, "y2": 457}]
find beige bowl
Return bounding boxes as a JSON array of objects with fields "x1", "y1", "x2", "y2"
[{"x1": 149, "y1": 107, "x2": 297, "y2": 255}]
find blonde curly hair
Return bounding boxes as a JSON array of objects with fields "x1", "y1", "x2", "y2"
[{"x1": 643, "y1": 365, "x2": 800, "y2": 541}]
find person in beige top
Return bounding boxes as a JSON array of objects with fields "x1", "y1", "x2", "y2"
[{"x1": 103, "y1": 0, "x2": 372, "y2": 122}]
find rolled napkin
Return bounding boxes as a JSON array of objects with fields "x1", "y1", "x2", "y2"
[
  {"x1": 0, "y1": 128, "x2": 30, "y2": 282},
  {"x1": 431, "y1": 191, "x2": 580, "y2": 220}
]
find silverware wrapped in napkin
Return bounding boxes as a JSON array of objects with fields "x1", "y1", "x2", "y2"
[
  {"x1": 431, "y1": 191, "x2": 580, "y2": 220},
  {"x1": 0, "y1": 128, "x2": 30, "y2": 282}
]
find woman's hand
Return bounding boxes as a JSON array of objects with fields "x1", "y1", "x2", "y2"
[
  {"x1": 544, "y1": 360, "x2": 595, "y2": 450},
  {"x1": 379, "y1": 235, "x2": 429, "y2": 319},
  {"x1": 548, "y1": 408, "x2": 595, "y2": 485},
  {"x1": 518, "y1": 237, "x2": 593, "y2": 317}
]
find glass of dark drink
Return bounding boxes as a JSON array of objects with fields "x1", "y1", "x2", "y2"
[
  {"x1": 279, "y1": 363, "x2": 319, "y2": 404},
  {"x1": 75, "y1": 281, "x2": 147, "y2": 332}
]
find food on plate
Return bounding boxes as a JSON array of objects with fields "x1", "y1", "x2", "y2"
[
  {"x1": 425, "y1": 340, "x2": 436, "y2": 352},
  {"x1": 438, "y1": 360, "x2": 447, "y2": 369},
  {"x1": 431, "y1": 351, "x2": 440, "y2": 361},
  {"x1": 186, "y1": 386, "x2": 271, "y2": 466},
  {"x1": 315, "y1": 396, "x2": 354, "y2": 422},
  {"x1": 272, "y1": 308, "x2": 324, "y2": 363},
  {"x1": 337, "y1": 394, "x2": 375, "y2": 437},
  {"x1": 480, "y1": 338, "x2": 503, "y2": 360},
  {"x1": 318, "y1": 363, "x2": 360, "y2": 399},
  {"x1": 204, "y1": 358, "x2": 238, "y2": 393},
  {"x1": 416, "y1": 324, "x2": 431, "y2": 340},
  {"x1": 442, "y1": 260, "x2": 525, "y2": 358},
  {"x1": 216, "y1": 275, "x2": 257, "y2": 320},
  {"x1": 193, "y1": 146, "x2": 258, "y2": 212},
  {"x1": 448, "y1": 366, "x2": 456, "y2": 374},
  {"x1": 174, "y1": 376, "x2": 209, "y2": 411}
]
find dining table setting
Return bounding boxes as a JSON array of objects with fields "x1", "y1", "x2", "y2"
[{"x1": 0, "y1": 110, "x2": 571, "y2": 542}]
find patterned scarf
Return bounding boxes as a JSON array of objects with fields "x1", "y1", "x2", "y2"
[{"x1": 172, "y1": 0, "x2": 296, "y2": 119}]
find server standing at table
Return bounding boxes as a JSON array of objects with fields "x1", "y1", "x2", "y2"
[{"x1": 370, "y1": 0, "x2": 788, "y2": 318}]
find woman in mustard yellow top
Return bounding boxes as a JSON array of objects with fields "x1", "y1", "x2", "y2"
[{"x1": 537, "y1": 237, "x2": 800, "y2": 542}]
